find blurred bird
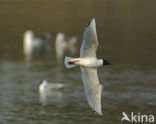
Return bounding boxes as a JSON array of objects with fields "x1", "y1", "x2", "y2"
[
  {"x1": 39, "y1": 80, "x2": 64, "y2": 105},
  {"x1": 39, "y1": 80, "x2": 64, "y2": 92},
  {"x1": 55, "y1": 32, "x2": 77, "y2": 59},
  {"x1": 64, "y1": 18, "x2": 111, "y2": 115},
  {"x1": 23, "y1": 30, "x2": 51, "y2": 60}
]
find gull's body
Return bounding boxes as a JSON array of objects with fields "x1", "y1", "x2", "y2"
[
  {"x1": 65, "y1": 57, "x2": 103, "y2": 68},
  {"x1": 55, "y1": 32, "x2": 77, "y2": 59},
  {"x1": 23, "y1": 30, "x2": 51, "y2": 59},
  {"x1": 64, "y1": 19, "x2": 110, "y2": 115},
  {"x1": 39, "y1": 80, "x2": 64, "y2": 93}
]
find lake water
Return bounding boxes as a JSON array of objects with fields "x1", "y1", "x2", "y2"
[{"x1": 0, "y1": 0, "x2": 156, "y2": 123}]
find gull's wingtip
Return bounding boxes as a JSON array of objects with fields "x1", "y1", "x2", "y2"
[
  {"x1": 99, "y1": 112, "x2": 103, "y2": 116},
  {"x1": 93, "y1": 108, "x2": 103, "y2": 116},
  {"x1": 89, "y1": 101, "x2": 103, "y2": 116},
  {"x1": 96, "y1": 108, "x2": 103, "y2": 116},
  {"x1": 92, "y1": 18, "x2": 95, "y2": 21},
  {"x1": 97, "y1": 111, "x2": 103, "y2": 116},
  {"x1": 85, "y1": 18, "x2": 96, "y2": 31},
  {"x1": 91, "y1": 18, "x2": 96, "y2": 23},
  {"x1": 91, "y1": 18, "x2": 96, "y2": 26}
]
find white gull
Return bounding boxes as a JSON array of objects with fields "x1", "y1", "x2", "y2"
[{"x1": 64, "y1": 18, "x2": 111, "y2": 115}]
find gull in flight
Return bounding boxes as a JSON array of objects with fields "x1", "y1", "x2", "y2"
[
  {"x1": 23, "y1": 30, "x2": 51, "y2": 59},
  {"x1": 64, "y1": 18, "x2": 111, "y2": 115},
  {"x1": 55, "y1": 32, "x2": 77, "y2": 59}
]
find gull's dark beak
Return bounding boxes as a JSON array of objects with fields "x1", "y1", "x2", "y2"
[{"x1": 103, "y1": 59, "x2": 111, "y2": 66}]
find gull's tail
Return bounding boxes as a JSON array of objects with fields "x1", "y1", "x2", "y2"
[{"x1": 64, "y1": 57, "x2": 79, "y2": 68}]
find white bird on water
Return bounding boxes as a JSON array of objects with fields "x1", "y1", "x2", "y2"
[
  {"x1": 39, "y1": 80, "x2": 64, "y2": 105},
  {"x1": 64, "y1": 18, "x2": 111, "y2": 115},
  {"x1": 39, "y1": 80, "x2": 64, "y2": 93},
  {"x1": 55, "y1": 32, "x2": 77, "y2": 59},
  {"x1": 23, "y1": 30, "x2": 51, "y2": 59}
]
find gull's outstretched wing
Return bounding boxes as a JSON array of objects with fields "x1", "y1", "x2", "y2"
[
  {"x1": 81, "y1": 67, "x2": 103, "y2": 115},
  {"x1": 80, "y1": 18, "x2": 98, "y2": 58}
]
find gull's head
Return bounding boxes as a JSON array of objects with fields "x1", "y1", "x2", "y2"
[
  {"x1": 39, "y1": 80, "x2": 48, "y2": 93},
  {"x1": 103, "y1": 59, "x2": 111, "y2": 66},
  {"x1": 40, "y1": 80, "x2": 48, "y2": 86},
  {"x1": 56, "y1": 32, "x2": 65, "y2": 41},
  {"x1": 23, "y1": 30, "x2": 34, "y2": 38}
]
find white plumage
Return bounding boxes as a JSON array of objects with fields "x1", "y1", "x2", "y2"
[
  {"x1": 23, "y1": 30, "x2": 51, "y2": 59},
  {"x1": 39, "y1": 80, "x2": 64, "y2": 93},
  {"x1": 55, "y1": 32, "x2": 77, "y2": 59},
  {"x1": 64, "y1": 18, "x2": 110, "y2": 115},
  {"x1": 39, "y1": 80, "x2": 64, "y2": 105}
]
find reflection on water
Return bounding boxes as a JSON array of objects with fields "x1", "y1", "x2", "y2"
[
  {"x1": 39, "y1": 90, "x2": 63, "y2": 106},
  {"x1": 0, "y1": 61, "x2": 155, "y2": 123},
  {"x1": 0, "y1": 0, "x2": 156, "y2": 123},
  {"x1": 39, "y1": 80, "x2": 64, "y2": 106}
]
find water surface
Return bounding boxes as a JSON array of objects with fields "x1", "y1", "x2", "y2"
[{"x1": 0, "y1": 0, "x2": 156, "y2": 123}]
